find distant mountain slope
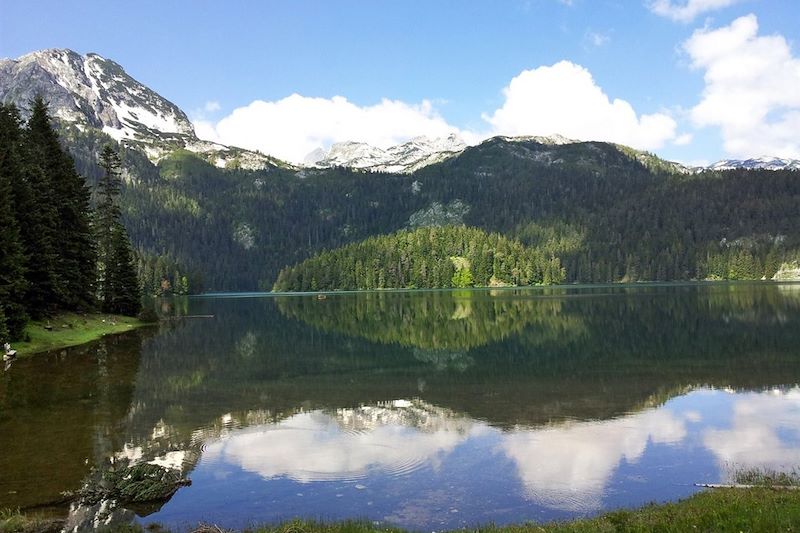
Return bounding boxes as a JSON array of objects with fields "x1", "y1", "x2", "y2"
[{"x1": 0, "y1": 49, "x2": 284, "y2": 170}]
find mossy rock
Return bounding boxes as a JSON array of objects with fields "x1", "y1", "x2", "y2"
[{"x1": 78, "y1": 463, "x2": 191, "y2": 505}]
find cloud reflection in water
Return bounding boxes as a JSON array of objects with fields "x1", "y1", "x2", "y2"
[{"x1": 198, "y1": 389, "x2": 800, "y2": 514}]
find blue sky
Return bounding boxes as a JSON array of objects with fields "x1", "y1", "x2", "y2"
[{"x1": 1, "y1": 0, "x2": 799, "y2": 164}]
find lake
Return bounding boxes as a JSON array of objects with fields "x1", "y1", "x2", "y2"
[{"x1": 2, "y1": 283, "x2": 800, "y2": 531}]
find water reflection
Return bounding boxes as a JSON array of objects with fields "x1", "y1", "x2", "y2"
[
  {"x1": 154, "y1": 388, "x2": 800, "y2": 529},
  {"x1": 501, "y1": 408, "x2": 688, "y2": 511},
  {"x1": 275, "y1": 289, "x2": 584, "y2": 351},
  {"x1": 205, "y1": 401, "x2": 478, "y2": 483},
  {"x1": 2, "y1": 284, "x2": 800, "y2": 530},
  {"x1": 705, "y1": 388, "x2": 800, "y2": 478}
]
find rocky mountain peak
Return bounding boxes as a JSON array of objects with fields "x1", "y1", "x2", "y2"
[
  {"x1": 0, "y1": 48, "x2": 282, "y2": 170},
  {"x1": 0, "y1": 48, "x2": 195, "y2": 140},
  {"x1": 306, "y1": 133, "x2": 467, "y2": 174}
]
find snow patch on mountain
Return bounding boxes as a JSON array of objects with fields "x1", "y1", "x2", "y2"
[
  {"x1": 307, "y1": 133, "x2": 466, "y2": 174},
  {"x1": 496, "y1": 134, "x2": 577, "y2": 145},
  {"x1": 708, "y1": 157, "x2": 800, "y2": 171},
  {"x1": 0, "y1": 48, "x2": 283, "y2": 170}
]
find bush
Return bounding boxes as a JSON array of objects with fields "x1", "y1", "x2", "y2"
[{"x1": 137, "y1": 307, "x2": 159, "y2": 324}]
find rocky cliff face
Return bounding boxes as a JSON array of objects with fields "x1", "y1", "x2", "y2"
[{"x1": 0, "y1": 49, "x2": 280, "y2": 170}]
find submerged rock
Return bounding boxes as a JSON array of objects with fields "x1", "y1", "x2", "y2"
[
  {"x1": 64, "y1": 463, "x2": 191, "y2": 531},
  {"x1": 77, "y1": 463, "x2": 191, "y2": 506}
]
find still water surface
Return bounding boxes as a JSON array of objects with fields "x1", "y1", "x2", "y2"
[{"x1": 1, "y1": 284, "x2": 799, "y2": 530}]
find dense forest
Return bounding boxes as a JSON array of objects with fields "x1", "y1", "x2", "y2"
[
  {"x1": 16, "y1": 118, "x2": 800, "y2": 293},
  {"x1": 272, "y1": 226, "x2": 565, "y2": 291},
  {"x1": 0, "y1": 100, "x2": 140, "y2": 341}
]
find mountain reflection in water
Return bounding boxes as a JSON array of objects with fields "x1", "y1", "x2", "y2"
[
  {"x1": 153, "y1": 388, "x2": 800, "y2": 529},
  {"x1": 1, "y1": 284, "x2": 799, "y2": 530}
]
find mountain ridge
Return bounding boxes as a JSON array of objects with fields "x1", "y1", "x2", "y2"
[
  {"x1": 0, "y1": 48, "x2": 284, "y2": 170},
  {"x1": 3, "y1": 49, "x2": 798, "y2": 174}
]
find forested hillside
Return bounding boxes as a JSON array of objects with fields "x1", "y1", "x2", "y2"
[
  {"x1": 272, "y1": 226, "x2": 565, "y2": 291},
  {"x1": 4, "y1": 49, "x2": 800, "y2": 292},
  {"x1": 57, "y1": 130, "x2": 800, "y2": 290}
]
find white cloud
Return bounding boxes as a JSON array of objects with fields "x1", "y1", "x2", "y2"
[
  {"x1": 195, "y1": 94, "x2": 464, "y2": 164},
  {"x1": 684, "y1": 14, "x2": 800, "y2": 158},
  {"x1": 203, "y1": 100, "x2": 221, "y2": 113},
  {"x1": 483, "y1": 61, "x2": 678, "y2": 150},
  {"x1": 194, "y1": 61, "x2": 680, "y2": 162},
  {"x1": 648, "y1": 0, "x2": 739, "y2": 23}
]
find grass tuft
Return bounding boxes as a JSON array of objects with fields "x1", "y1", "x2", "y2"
[{"x1": 732, "y1": 466, "x2": 800, "y2": 487}]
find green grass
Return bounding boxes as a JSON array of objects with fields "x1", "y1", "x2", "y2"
[
  {"x1": 3, "y1": 487, "x2": 800, "y2": 532},
  {"x1": 10, "y1": 312, "x2": 149, "y2": 357},
  {"x1": 239, "y1": 489, "x2": 800, "y2": 532},
  {"x1": 0, "y1": 509, "x2": 62, "y2": 533}
]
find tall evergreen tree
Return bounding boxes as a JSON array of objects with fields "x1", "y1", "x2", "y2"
[
  {"x1": 96, "y1": 145, "x2": 141, "y2": 315},
  {"x1": 1, "y1": 103, "x2": 61, "y2": 319},
  {"x1": 0, "y1": 105, "x2": 29, "y2": 339},
  {"x1": 25, "y1": 96, "x2": 95, "y2": 310}
]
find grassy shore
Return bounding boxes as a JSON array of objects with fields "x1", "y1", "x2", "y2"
[
  {"x1": 3, "y1": 487, "x2": 800, "y2": 532},
  {"x1": 9, "y1": 312, "x2": 150, "y2": 357}
]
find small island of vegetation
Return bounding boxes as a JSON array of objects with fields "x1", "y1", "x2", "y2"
[{"x1": 273, "y1": 226, "x2": 565, "y2": 292}]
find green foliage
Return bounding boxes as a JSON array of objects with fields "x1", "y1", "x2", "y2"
[
  {"x1": 0, "y1": 106, "x2": 29, "y2": 338},
  {"x1": 450, "y1": 256, "x2": 474, "y2": 288},
  {"x1": 26, "y1": 96, "x2": 96, "y2": 311},
  {"x1": 50, "y1": 127, "x2": 800, "y2": 291},
  {"x1": 96, "y1": 145, "x2": 141, "y2": 316},
  {"x1": 136, "y1": 252, "x2": 197, "y2": 296},
  {"x1": 273, "y1": 226, "x2": 565, "y2": 291},
  {"x1": 0, "y1": 100, "x2": 101, "y2": 337}
]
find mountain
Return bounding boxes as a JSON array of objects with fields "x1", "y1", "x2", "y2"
[
  {"x1": 306, "y1": 133, "x2": 466, "y2": 173},
  {"x1": 0, "y1": 49, "x2": 283, "y2": 170},
  {"x1": 708, "y1": 157, "x2": 800, "y2": 172},
  {"x1": 2, "y1": 48, "x2": 800, "y2": 291}
]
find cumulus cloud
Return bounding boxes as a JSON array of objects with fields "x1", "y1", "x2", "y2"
[
  {"x1": 195, "y1": 94, "x2": 464, "y2": 164},
  {"x1": 194, "y1": 61, "x2": 680, "y2": 163},
  {"x1": 483, "y1": 61, "x2": 678, "y2": 150},
  {"x1": 648, "y1": 0, "x2": 739, "y2": 23},
  {"x1": 684, "y1": 14, "x2": 800, "y2": 158}
]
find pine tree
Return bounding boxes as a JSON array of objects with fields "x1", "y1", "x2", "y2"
[
  {"x1": 0, "y1": 105, "x2": 29, "y2": 339},
  {"x1": 107, "y1": 222, "x2": 141, "y2": 315},
  {"x1": 25, "y1": 96, "x2": 95, "y2": 310},
  {"x1": 2, "y1": 102, "x2": 61, "y2": 319},
  {"x1": 96, "y1": 145, "x2": 141, "y2": 315}
]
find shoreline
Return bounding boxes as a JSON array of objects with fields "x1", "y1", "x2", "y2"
[
  {"x1": 195, "y1": 278, "x2": 800, "y2": 298},
  {"x1": 3, "y1": 486, "x2": 799, "y2": 532},
  {"x1": 9, "y1": 312, "x2": 152, "y2": 357}
]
